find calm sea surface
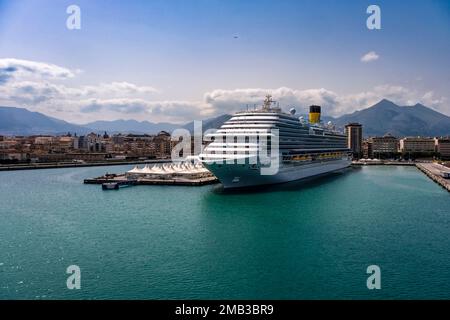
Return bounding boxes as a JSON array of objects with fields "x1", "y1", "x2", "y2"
[{"x1": 0, "y1": 165, "x2": 449, "y2": 299}]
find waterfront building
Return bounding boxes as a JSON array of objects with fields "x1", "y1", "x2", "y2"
[
  {"x1": 153, "y1": 131, "x2": 173, "y2": 158},
  {"x1": 75, "y1": 135, "x2": 86, "y2": 150},
  {"x1": 72, "y1": 136, "x2": 80, "y2": 149},
  {"x1": 0, "y1": 152, "x2": 28, "y2": 161},
  {"x1": 362, "y1": 139, "x2": 373, "y2": 159},
  {"x1": 0, "y1": 131, "x2": 180, "y2": 164},
  {"x1": 115, "y1": 134, "x2": 157, "y2": 158},
  {"x1": 400, "y1": 137, "x2": 436, "y2": 159},
  {"x1": 56, "y1": 136, "x2": 75, "y2": 153},
  {"x1": 369, "y1": 134, "x2": 399, "y2": 159},
  {"x1": 345, "y1": 123, "x2": 363, "y2": 159},
  {"x1": 112, "y1": 134, "x2": 125, "y2": 145},
  {"x1": 435, "y1": 138, "x2": 450, "y2": 160},
  {"x1": 34, "y1": 136, "x2": 54, "y2": 146}
]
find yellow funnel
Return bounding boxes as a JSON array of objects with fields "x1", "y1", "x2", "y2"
[{"x1": 309, "y1": 105, "x2": 321, "y2": 124}]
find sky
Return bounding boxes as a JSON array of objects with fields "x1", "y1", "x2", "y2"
[{"x1": 0, "y1": 0, "x2": 449, "y2": 124}]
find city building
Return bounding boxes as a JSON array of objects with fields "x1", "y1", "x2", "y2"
[
  {"x1": 362, "y1": 139, "x2": 373, "y2": 159},
  {"x1": 153, "y1": 131, "x2": 173, "y2": 158},
  {"x1": 400, "y1": 137, "x2": 436, "y2": 159},
  {"x1": 435, "y1": 138, "x2": 450, "y2": 160},
  {"x1": 345, "y1": 123, "x2": 363, "y2": 159},
  {"x1": 369, "y1": 134, "x2": 399, "y2": 159},
  {"x1": 0, "y1": 130, "x2": 178, "y2": 164}
]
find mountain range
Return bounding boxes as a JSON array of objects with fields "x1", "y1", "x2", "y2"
[
  {"x1": 1, "y1": 99, "x2": 449, "y2": 137},
  {"x1": 0, "y1": 106, "x2": 90, "y2": 136},
  {"x1": 84, "y1": 119, "x2": 179, "y2": 134},
  {"x1": 332, "y1": 99, "x2": 450, "y2": 137}
]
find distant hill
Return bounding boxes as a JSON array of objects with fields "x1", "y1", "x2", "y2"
[
  {"x1": 0, "y1": 106, "x2": 91, "y2": 135},
  {"x1": 84, "y1": 119, "x2": 179, "y2": 134},
  {"x1": 333, "y1": 99, "x2": 450, "y2": 137}
]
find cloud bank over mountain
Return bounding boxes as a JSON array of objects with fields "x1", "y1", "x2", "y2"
[{"x1": 0, "y1": 58, "x2": 447, "y2": 123}]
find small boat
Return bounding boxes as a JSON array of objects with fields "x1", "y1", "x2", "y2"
[
  {"x1": 102, "y1": 181, "x2": 135, "y2": 190},
  {"x1": 102, "y1": 182, "x2": 119, "y2": 190}
]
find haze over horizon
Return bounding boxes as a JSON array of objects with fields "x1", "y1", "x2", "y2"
[{"x1": 0, "y1": 0, "x2": 449, "y2": 124}]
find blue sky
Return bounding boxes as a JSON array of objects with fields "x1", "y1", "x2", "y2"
[{"x1": 0, "y1": 0, "x2": 449, "y2": 123}]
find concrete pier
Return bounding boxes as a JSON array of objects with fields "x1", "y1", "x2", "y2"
[
  {"x1": 84, "y1": 174, "x2": 218, "y2": 186},
  {"x1": 416, "y1": 163, "x2": 450, "y2": 192},
  {"x1": 352, "y1": 160, "x2": 415, "y2": 166}
]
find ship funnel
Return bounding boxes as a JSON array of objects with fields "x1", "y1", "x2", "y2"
[{"x1": 309, "y1": 105, "x2": 321, "y2": 124}]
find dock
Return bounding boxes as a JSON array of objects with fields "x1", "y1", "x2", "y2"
[
  {"x1": 0, "y1": 159, "x2": 170, "y2": 171},
  {"x1": 416, "y1": 163, "x2": 450, "y2": 192},
  {"x1": 84, "y1": 160, "x2": 219, "y2": 187},
  {"x1": 84, "y1": 174, "x2": 218, "y2": 186},
  {"x1": 352, "y1": 160, "x2": 415, "y2": 166}
]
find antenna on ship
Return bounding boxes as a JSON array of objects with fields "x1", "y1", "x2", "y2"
[{"x1": 263, "y1": 94, "x2": 276, "y2": 110}]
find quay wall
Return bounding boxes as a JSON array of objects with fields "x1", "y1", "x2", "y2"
[
  {"x1": 416, "y1": 163, "x2": 450, "y2": 193},
  {"x1": 0, "y1": 159, "x2": 170, "y2": 172}
]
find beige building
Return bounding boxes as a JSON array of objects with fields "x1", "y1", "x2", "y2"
[
  {"x1": 399, "y1": 137, "x2": 435, "y2": 153},
  {"x1": 34, "y1": 136, "x2": 55, "y2": 145},
  {"x1": 369, "y1": 134, "x2": 399, "y2": 158}
]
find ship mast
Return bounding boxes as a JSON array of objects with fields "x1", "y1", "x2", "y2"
[{"x1": 263, "y1": 94, "x2": 275, "y2": 111}]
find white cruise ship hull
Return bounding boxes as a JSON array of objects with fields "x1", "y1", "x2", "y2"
[{"x1": 203, "y1": 158, "x2": 351, "y2": 189}]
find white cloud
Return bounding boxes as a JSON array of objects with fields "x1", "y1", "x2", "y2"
[
  {"x1": 82, "y1": 82, "x2": 158, "y2": 96},
  {"x1": 361, "y1": 51, "x2": 379, "y2": 63},
  {"x1": 77, "y1": 98, "x2": 211, "y2": 122},
  {"x1": 204, "y1": 87, "x2": 340, "y2": 115},
  {"x1": 0, "y1": 58, "x2": 448, "y2": 123},
  {"x1": 0, "y1": 58, "x2": 76, "y2": 83},
  {"x1": 204, "y1": 85, "x2": 448, "y2": 117}
]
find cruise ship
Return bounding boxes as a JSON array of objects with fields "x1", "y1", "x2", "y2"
[{"x1": 199, "y1": 95, "x2": 351, "y2": 188}]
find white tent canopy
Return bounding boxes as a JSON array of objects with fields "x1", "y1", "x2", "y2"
[{"x1": 127, "y1": 161, "x2": 210, "y2": 177}]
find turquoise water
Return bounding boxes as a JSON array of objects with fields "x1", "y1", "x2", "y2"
[{"x1": 0, "y1": 165, "x2": 449, "y2": 299}]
